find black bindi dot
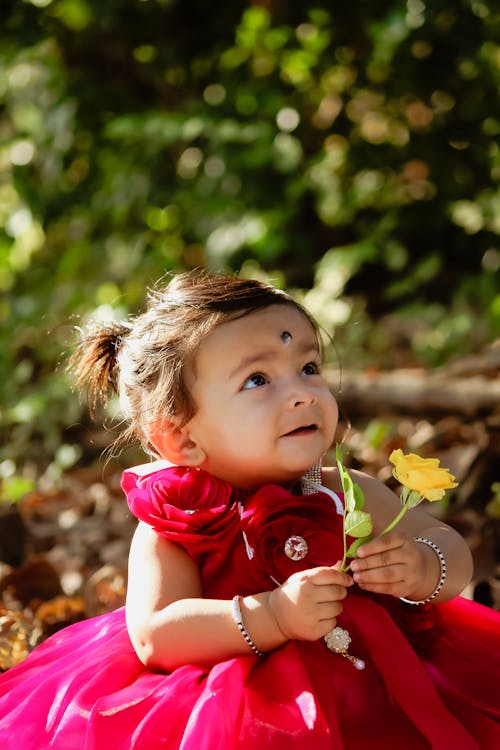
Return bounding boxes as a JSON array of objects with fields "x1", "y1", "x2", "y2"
[{"x1": 280, "y1": 330, "x2": 293, "y2": 345}]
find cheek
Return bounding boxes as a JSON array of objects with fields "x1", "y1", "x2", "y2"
[{"x1": 324, "y1": 392, "x2": 339, "y2": 433}]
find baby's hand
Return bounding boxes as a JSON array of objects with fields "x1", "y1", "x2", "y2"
[
  {"x1": 268, "y1": 564, "x2": 353, "y2": 641},
  {"x1": 350, "y1": 532, "x2": 426, "y2": 599}
]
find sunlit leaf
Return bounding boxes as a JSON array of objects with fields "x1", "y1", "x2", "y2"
[{"x1": 345, "y1": 510, "x2": 373, "y2": 538}]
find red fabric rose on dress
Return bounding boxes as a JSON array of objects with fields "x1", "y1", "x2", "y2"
[
  {"x1": 122, "y1": 465, "x2": 239, "y2": 562},
  {"x1": 240, "y1": 484, "x2": 345, "y2": 586}
]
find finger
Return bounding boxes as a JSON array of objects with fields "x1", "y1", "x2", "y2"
[
  {"x1": 353, "y1": 562, "x2": 406, "y2": 587},
  {"x1": 356, "y1": 532, "x2": 406, "y2": 559},
  {"x1": 356, "y1": 578, "x2": 410, "y2": 597},
  {"x1": 316, "y1": 583, "x2": 350, "y2": 603},
  {"x1": 331, "y1": 560, "x2": 354, "y2": 585},
  {"x1": 352, "y1": 538, "x2": 411, "y2": 573},
  {"x1": 306, "y1": 566, "x2": 353, "y2": 587},
  {"x1": 351, "y1": 547, "x2": 400, "y2": 573},
  {"x1": 317, "y1": 600, "x2": 343, "y2": 621},
  {"x1": 318, "y1": 618, "x2": 340, "y2": 637}
]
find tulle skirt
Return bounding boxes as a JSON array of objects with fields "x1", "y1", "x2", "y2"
[{"x1": 0, "y1": 595, "x2": 499, "y2": 749}]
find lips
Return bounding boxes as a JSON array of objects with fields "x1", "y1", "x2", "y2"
[{"x1": 283, "y1": 424, "x2": 318, "y2": 436}]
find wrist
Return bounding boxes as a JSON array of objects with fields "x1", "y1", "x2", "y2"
[
  {"x1": 267, "y1": 589, "x2": 292, "y2": 642},
  {"x1": 241, "y1": 592, "x2": 289, "y2": 652},
  {"x1": 400, "y1": 536, "x2": 447, "y2": 605}
]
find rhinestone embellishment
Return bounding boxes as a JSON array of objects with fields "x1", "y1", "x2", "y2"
[
  {"x1": 325, "y1": 626, "x2": 351, "y2": 652},
  {"x1": 284, "y1": 535, "x2": 308, "y2": 561},
  {"x1": 324, "y1": 627, "x2": 366, "y2": 671}
]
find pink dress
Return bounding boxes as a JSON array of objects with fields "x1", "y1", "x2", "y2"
[{"x1": 0, "y1": 463, "x2": 498, "y2": 749}]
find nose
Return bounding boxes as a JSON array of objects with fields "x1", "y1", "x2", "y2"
[{"x1": 285, "y1": 377, "x2": 317, "y2": 409}]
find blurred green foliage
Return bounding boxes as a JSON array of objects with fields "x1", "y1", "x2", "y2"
[{"x1": 0, "y1": 0, "x2": 499, "y2": 471}]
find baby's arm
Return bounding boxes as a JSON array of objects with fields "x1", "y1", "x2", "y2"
[
  {"x1": 126, "y1": 522, "x2": 352, "y2": 670},
  {"x1": 324, "y1": 468, "x2": 473, "y2": 603}
]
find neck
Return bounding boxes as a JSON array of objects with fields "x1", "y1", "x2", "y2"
[{"x1": 236, "y1": 478, "x2": 304, "y2": 503}]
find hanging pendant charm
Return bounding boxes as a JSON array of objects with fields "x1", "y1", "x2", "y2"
[{"x1": 324, "y1": 627, "x2": 366, "y2": 670}]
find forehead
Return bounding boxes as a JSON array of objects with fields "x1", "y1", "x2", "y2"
[{"x1": 195, "y1": 304, "x2": 318, "y2": 367}]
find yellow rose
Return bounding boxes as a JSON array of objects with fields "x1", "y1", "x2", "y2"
[{"x1": 389, "y1": 449, "x2": 458, "y2": 502}]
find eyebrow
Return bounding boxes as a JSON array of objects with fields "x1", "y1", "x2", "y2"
[{"x1": 229, "y1": 339, "x2": 319, "y2": 380}]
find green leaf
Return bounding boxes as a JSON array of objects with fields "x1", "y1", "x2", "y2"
[
  {"x1": 335, "y1": 444, "x2": 355, "y2": 511},
  {"x1": 346, "y1": 537, "x2": 370, "y2": 558},
  {"x1": 341, "y1": 469, "x2": 356, "y2": 511},
  {"x1": 336, "y1": 444, "x2": 366, "y2": 512},
  {"x1": 335, "y1": 443, "x2": 344, "y2": 468},
  {"x1": 345, "y1": 510, "x2": 373, "y2": 538},
  {"x1": 353, "y1": 482, "x2": 365, "y2": 510}
]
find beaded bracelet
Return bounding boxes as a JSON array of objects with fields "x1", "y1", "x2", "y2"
[
  {"x1": 231, "y1": 595, "x2": 263, "y2": 656},
  {"x1": 400, "y1": 536, "x2": 447, "y2": 605}
]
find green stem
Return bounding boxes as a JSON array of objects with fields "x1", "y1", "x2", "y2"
[
  {"x1": 378, "y1": 502, "x2": 409, "y2": 537},
  {"x1": 341, "y1": 521, "x2": 348, "y2": 571}
]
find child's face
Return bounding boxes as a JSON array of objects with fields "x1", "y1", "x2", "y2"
[{"x1": 183, "y1": 304, "x2": 338, "y2": 489}]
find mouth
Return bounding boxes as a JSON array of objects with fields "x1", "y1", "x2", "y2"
[{"x1": 283, "y1": 424, "x2": 318, "y2": 437}]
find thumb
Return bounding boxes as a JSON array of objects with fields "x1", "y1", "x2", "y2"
[{"x1": 331, "y1": 560, "x2": 354, "y2": 585}]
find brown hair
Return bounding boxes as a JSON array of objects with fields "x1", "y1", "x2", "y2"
[{"x1": 70, "y1": 269, "x2": 320, "y2": 452}]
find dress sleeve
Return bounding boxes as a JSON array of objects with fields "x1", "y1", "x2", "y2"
[{"x1": 121, "y1": 463, "x2": 240, "y2": 561}]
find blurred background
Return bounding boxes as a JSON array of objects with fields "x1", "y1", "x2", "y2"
[{"x1": 0, "y1": 0, "x2": 499, "y2": 665}]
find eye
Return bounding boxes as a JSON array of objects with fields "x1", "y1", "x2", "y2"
[
  {"x1": 302, "y1": 361, "x2": 320, "y2": 376},
  {"x1": 242, "y1": 373, "x2": 269, "y2": 390}
]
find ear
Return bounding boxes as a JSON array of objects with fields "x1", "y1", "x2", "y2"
[{"x1": 148, "y1": 419, "x2": 206, "y2": 467}]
